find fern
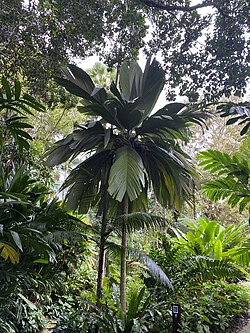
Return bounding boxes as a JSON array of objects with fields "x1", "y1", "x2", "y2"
[
  {"x1": 197, "y1": 150, "x2": 250, "y2": 213},
  {"x1": 194, "y1": 257, "x2": 245, "y2": 280}
]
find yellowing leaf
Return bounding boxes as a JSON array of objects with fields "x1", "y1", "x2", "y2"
[{"x1": 0, "y1": 242, "x2": 19, "y2": 264}]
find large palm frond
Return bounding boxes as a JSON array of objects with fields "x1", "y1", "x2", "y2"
[
  {"x1": 0, "y1": 77, "x2": 44, "y2": 152},
  {"x1": 197, "y1": 150, "x2": 250, "y2": 213},
  {"x1": 46, "y1": 120, "x2": 107, "y2": 166},
  {"x1": 119, "y1": 58, "x2": 165, "y2": 122},
  {"x1": 115, "y1": 212, "x2": 170, "y2": 234},
  {"x1": 61, "y1": 150, "x2": 113, "y2": 213},
  {"x1": 106, "y1": 241, "x2": 173, "y2": 290},
  {"x1": 108, "y1": 146, "x2": 145, "y2": 202},
  {"x1": 141, "y1": 138, "x2": 198, "y2": 209},
  {"x1": 194, "y1": 257, "x2": 246, "y2": 280},
  {"x1": 136, "y1": 102, "x2": 207, "y2": 140}
]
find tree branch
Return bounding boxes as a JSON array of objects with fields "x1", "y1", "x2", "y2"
[{"x1": 140, "y1": 0, "x2": 229, "y2": 16}]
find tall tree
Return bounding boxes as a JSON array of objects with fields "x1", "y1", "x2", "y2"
[
  {"x1": 1, "y1": 0, "x2": 249, "y2": 101},
  {"x1": 46, "y1": 58, "x2": 207, "y2": 312}
]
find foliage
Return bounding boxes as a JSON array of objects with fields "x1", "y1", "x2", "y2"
[
  {"x1": 197, "y1": 150, "x2": 250, "y2": 214},
  {"x1": 178, "y1": 280, "x2": 250, "y2": 333},
  {"x1": 1, "y1": 1, "x2": 249, "y2": 100},
  {"x1": 176, "y1": 218, "x2": 250, "y2": 264},
  {"x1": 147, "y1": 218, "x2": 250, "y2": 293},
  {"x1": 143, "y1": 222, "x2": 250, "y2": 332},
  {"x1": 218, "y1": 101, "x2": 250, "y2": 135},
  {"x1": 47, "y1": 59, "x2": 206, "y2": 213},
  {"x1": 0, "y1": 76, "x2": 45, "y2": 153},
  {"x1": 50, "y1": 279, "x2": 250, "y2": 333},
  {"x1": 46, "y1": 58, "x2": 207, "y2": 310},
  {"x1": 0, "y1": 163, "x2": 89, "y2": 332},
  {"x1": 52, "y1": 287, "x2": 172, "y2": 333}
]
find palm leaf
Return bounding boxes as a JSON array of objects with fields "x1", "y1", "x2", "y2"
[
  {"x1": 137, "y1": 103, "x2": 207, "y2": 138},
  {"x1": 195, "y1": 257, "x2": 245, "y2": 280},
  {"x1": 198, "y1": 150, "x2": 250, "y2": 213},
  {"x1": 0, "y1": 77, "x2": 45, "y2": 114},
  {"x1": 46, "y1": 121, "x2": 106, "y2": 167},
  {"x1": 106, "y1": 241, "x2": 173, "y2": 289},
  {"x1": 108, "y1": 146, "x2": 145, "y2": 202},
  {"x1": 115, "y1": 212, "x2": 170, "y2": 234},
  {"x1": 0, "y1": 242, "x2": 19, "y2": 264},
  {"x1": 61, "y1": 150, "x2": 113, "y2": 213},
  {"x1": 55, "y1": 65, "x2": 122, "y2": 127},
  {"x1": 119, "y1": 60, "x2": 143, "y2": 101},
  {"x1": 217, "y1": 101, "x2": 250, "y2": 135}
]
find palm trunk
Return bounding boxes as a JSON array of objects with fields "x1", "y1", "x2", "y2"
[
  {"x1": 193, "y1": 180, "x2": 197, "y2": 219},
  {"x1": 120, "y1": 194, "x2": 128, "y2": 313},
  {"x1": 96, "y1": 177, "x2": 109, "y2": 308},
  {"x1": 96, "y1": 213, "x2": 107, "y2": 307}
]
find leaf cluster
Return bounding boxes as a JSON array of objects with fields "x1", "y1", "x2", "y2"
[{"x1": 198, "y1": 150, "x2": 250, "y2": 213}]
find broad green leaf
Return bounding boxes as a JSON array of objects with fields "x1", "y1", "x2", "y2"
[
  {"x1": 10, "y1": 230, "x2": 23, "y2": 252},
  {"x1": 203, "y1": 221, "x2": 218, "y2": 244},
  {"x1": 108, "y1": 146, "x2": 145, "y2": 202},
  {"x1": 214, "y1": 239, "x2": 222, "y2": 260},
  {"x1": 119, "y1": 60, "x2": 143, "y2": 101}
]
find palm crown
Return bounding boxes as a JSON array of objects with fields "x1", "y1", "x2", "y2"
[{"x1": 46, "y1": 58, "x2": 207, "y2": 214}]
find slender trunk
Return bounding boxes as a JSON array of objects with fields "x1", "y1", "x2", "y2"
[
  {"x1": 96, "y1": 214, "x2": 107, "y2": 307},
  {"x1": 96, "y1": 178, "x2": 109, "y2": 308},
  {"x1": 120, "y1": 194, "x2": 129, "y2": 314},
  {"x1": 193, "y1": 181, "x2": 197, "y2": 219}
]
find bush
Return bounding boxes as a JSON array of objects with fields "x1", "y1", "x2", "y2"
[{"x1": 178, "y1": 280, "x2": 250, "y2": 333}]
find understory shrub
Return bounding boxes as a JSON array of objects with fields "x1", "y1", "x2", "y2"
[{"x1": 178, "y1": 280, "x2": 250, "y2": 333}]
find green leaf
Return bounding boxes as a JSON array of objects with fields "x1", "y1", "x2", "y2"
[
  {"x1": 203, "y1": 221, "x2": 218, "y2": 244},
  {"x1": 17, "y1": 293, "x2": 37, "y2": 310},
  {"x1": 14, "y1": 80, "x2": 21, "y2": 99},
  {"x1": 2, "y1": 77, "x2": 12, "y2": 101},
  {"x1": 10, "y1": 230, "x2": 23, "y2": 252},
  {"x1": 33, "y1": 258, "x2": 49, "y2": 264},
  {"x1": 119, "y1": 60, "x2": 143, "y2": 101},
  {"x1": 108, "y1": 146, "x2": 145, "y2": 202},
  {"x1": 214, "y1": 239, "x2": 222, "y2": 260}
]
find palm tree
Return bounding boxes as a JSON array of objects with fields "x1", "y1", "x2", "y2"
[{"x1": 46, "y1": 58, "x2": 207, "y2": 312}]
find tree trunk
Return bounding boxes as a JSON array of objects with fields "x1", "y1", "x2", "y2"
[
  {"x1": 96, "y1": 217, "x2": 107, "y2": 307},
  {"x1": 96, "y1": 178, "x2": 109, "y2": 308},
  {"x1": 120, "y1": 194, "x2": 129, "y2": 314},
  {"x1": 193, "y1": 180, "x2": 197, "y2": 219}
]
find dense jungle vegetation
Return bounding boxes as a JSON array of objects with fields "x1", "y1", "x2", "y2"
[{"x1": 0, "y1": 1, "x2": 250, "y2": 332}]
